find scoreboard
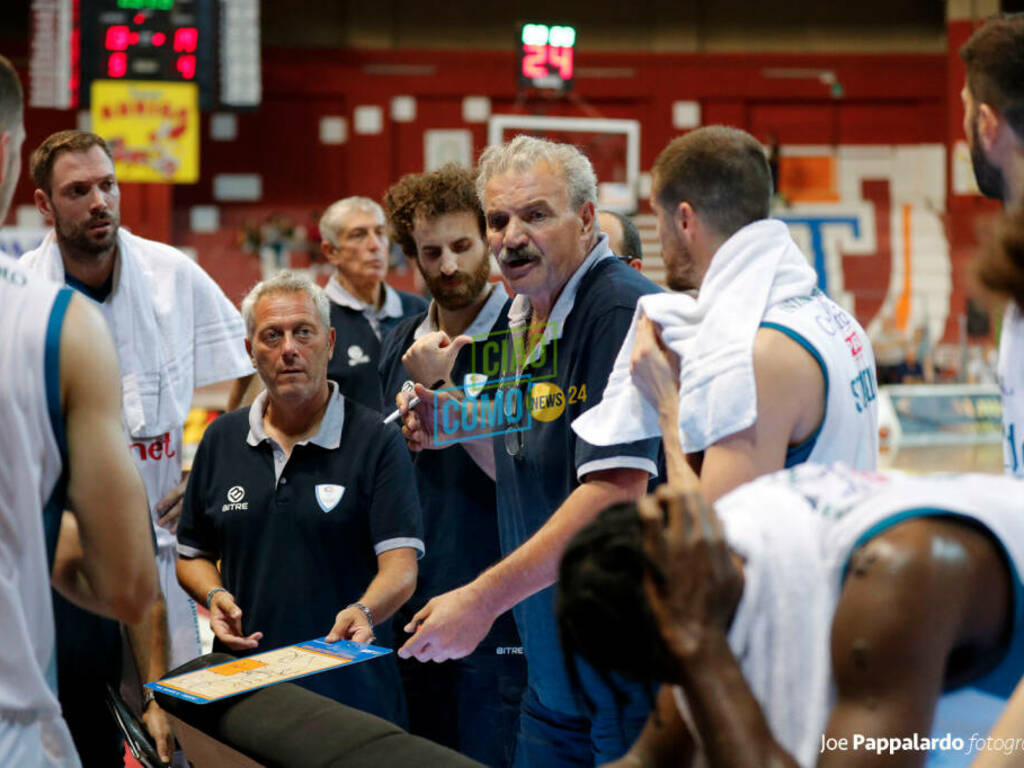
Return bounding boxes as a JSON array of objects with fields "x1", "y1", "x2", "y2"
[
  {"x1": 79, "y1": 0, "x2": 215, "y2": 107},
  {"x1": 30, "y1": 0, "x2": 260, "y2": 110}
]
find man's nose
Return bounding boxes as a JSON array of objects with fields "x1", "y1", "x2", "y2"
[
  {"x1": 503, "y1": 217, "x2": 528, "y2": 250},
  {"x1": 440, "y1": 250, "x2": 459, "y2": 276},
  {"x1": 281, "y1": 332, "x2": 300, "y2": 355},
  {"x1": 88, "y1": 186, "x2": 107, "y2": 212},
  {"x1": 367, "y1": 231, "x2": 384, "y2": 251}
]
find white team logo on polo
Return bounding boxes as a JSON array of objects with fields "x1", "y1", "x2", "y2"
[
  {"x1": 348, "y1": 345, "x2": 371, "y2": 366},
  {"x1": 222, "y1": 485, "x2": 248, "y2": 512},
  {"x1": 463, "y1": 373, "x2": 487, "y2": 399},
  {"x1": 315, "y1": 484, "x2": 345, "y2": 513}
]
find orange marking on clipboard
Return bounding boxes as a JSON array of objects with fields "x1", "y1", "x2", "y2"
[{"x1": 211, "y1": 658, "x2": 267, "y2": 675}]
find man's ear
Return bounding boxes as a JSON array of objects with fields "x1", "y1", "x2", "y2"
[
  {"x1": 976, "y1": 103, "x2": 1001, "y2": 152},
  {"x1": 34, "y1": 187, "x2": 54, "y2": 225},
  {"x1": 578, "y1": 200, "x2": 596, "y2": 238},
  {"x1": 327, "y1": 326, "x2": 336, "y2": 360},
  {"x1": 244, "y1": 337, "x2": 254, "y2": 360},
  {"x1": 321, "y1": 239, "x2": 338, "y2": 265},
  {"x1": 676, "y1": 201, "x2": 697, "y2": 234}
]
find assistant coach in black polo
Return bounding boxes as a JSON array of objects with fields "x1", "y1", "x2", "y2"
[{"x1": 176, "y1": 270, "x2": 423, "y2": 725}]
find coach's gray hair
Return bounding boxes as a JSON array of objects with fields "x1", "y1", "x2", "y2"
[
  {"x1": 240, "y1": 270, "x2": 331, "y2": 340},
  {"x1": 476, "y1": 135, "x2": 598, "y2": 210},
  {"x1": 319, "y1": 196, "x2": 385, "y2": 246}
]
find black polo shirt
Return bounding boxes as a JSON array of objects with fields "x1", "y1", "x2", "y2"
[
  {"x1": 378, "y1": 285, "x2": 521, "y2": 652},
  {"x1": 327, "y1": 283, "x2": 428, "y2": 412},
  {"x1": 177, "y1": 386, "x2": 423, "y2": 724}
]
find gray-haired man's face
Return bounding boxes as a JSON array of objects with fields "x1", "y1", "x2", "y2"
[{"x1": 483, "y1": 161, "x2": 592, "y2": 309}]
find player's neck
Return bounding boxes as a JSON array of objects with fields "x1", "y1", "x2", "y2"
[
  {"x1": 437, "y1": 284, "x2": 493, "y2": 338},
  {"x1": 59, "y1": 242, "x2": 117, "y2": 290}
]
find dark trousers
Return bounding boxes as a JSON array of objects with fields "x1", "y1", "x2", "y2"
[
  {"x1": 52, "y1": 590, "x2": 124, "y2": 767},
  {"x1": 399, "y1": 648, "x2": 526, "y2": 767},
  {"x1": 512, "y1": 683, "x2": 653, "y2": 768}
]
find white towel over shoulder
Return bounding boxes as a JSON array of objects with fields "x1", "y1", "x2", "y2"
[
  {"x1": 572, "y1": 218, "x2": 816, "y2": 452},
  {"x1": 21, "y1": 228, "x2": 251, "y2": 438}
]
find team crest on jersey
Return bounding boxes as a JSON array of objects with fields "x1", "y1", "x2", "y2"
[
  {"x1": 315, "y1": 484, "x2": 345, "y2": 513},
  {"x1": 463, "y1": 373, "x2": 488, "y2": 399},
  {"x1": 348, "y1": 345, "x2": 371, "y2": 366}
]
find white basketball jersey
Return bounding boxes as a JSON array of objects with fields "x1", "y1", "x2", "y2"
[
  {"x1": 998, "y1": 302, "x2": 1024, "y2": 477},
  {"x1": 0, "y1": 254, "x2": 68, "y2": 717},
  {"x1": 761, "y1": 290, "x2": 879, "y2": 471},
  {"x1": 684, "y1": 464, "x2": 1024, "y2": 768}
]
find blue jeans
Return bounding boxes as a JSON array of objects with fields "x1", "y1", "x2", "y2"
[{"x1": 513, "y1": 682, "x2": 653, "y2": 768}]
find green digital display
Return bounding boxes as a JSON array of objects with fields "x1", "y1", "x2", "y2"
[{"x1": 117, "y1": 0, "x2": 174, "y2": 9}]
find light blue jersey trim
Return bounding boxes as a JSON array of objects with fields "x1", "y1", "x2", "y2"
[
  {"x1": 844, "y1": 508, "x2": 1024, "y2": 699},
  {"x1": 759, "y1": 321, "x2": 828, "y2": 467},
  {"x1": 42, "y1": 288, "x2": 73, "y2": 571},
  {"x1": 42, "y1": 288, "x2": 73, "y2": 696}
]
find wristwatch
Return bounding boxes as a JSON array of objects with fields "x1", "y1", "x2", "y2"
[
  {"x1": 347, "y1": 601, "x2": 374, "y2": 628},
  {"x1": 142, "y1": 687, "x2": 157, "y2": 708}
]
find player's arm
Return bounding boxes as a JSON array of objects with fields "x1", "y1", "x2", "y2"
[
  {"x1": 327, "y1": 547, "x2": 418, "y2": 644},
  {"x1": 604, "y1": 685, "x2": 697, "y2": 767},
  {"x1": 698, "y1": 327, "x2": 824, "y2": 503},
  {"x1": 629, "y1": 314, "x2": 693, "y2": 489},
  {"x1": 125, "y1": 595, "x2": 175, "y2": 762},
  {"x1": 819, "y1": 523, "x2": 978, "y2": 768},
  {"x1": 399, "y1": 467, "x2": 647, "y2": 661},
  {"x1": 637, "y1": 486, "x2": 798, "y2": 768},
  {"x1": 51, "y1": 293, "x2": 158, "y2": 624}
]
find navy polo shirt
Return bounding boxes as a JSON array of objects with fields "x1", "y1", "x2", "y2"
[
  {"x1": 378, "y1": 284, "x2": 521, "y2": 652},
  {"x1": 177, "y1": 384, "x2": 423, "y2": 724},
  {"x1": 326, "y1": 279, "x2": 428, "y2": 412},
  {"x1": 486, "y1": 238, "x2": 663, "y2": 714}
]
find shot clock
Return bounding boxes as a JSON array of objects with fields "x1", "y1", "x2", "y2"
[{"x1": 517, "y1": 23, "x2": 576, "y2": 93}]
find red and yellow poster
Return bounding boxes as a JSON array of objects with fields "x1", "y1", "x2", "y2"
[{"x1": 90, "y1": 80, "x2": 199, "y2": 183}]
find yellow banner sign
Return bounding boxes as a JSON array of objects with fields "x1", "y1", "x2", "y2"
[{"x1": 91, "y1": 80, "x2": 199, "y2": 183}]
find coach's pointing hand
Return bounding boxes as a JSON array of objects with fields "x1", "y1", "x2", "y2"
[{"x1": 398, "y1": 582, "x2": 496, "y2": 663}]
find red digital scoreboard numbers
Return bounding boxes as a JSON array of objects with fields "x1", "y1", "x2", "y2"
[
  {"x1": 518, "y1": 24, "x2": 576, "y2": 92},
  {"x1": 79, "y1": 0, "x2": 215, "y2": 107}
]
